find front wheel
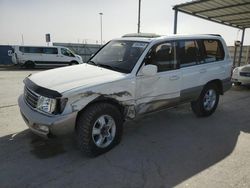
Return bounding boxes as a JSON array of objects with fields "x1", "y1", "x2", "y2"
[
  {"x1": 191, "y1": 84, "x2": 219, "y2": 117},
  {"x1": 76, "y1": 103, "x2": 123, "y2": 157}
]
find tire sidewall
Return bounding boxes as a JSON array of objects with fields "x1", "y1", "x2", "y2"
[
  {"x1": 76, "y1": 103, "x2": 123, "y2": 156},
  {"x1": 199, "y1": 84, "x2": 219, "y2": 116}
]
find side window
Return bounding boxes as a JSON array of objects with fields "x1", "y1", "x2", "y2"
[
  {"x1": 29, "y1": 47, "x2": 42, "y2": 53},
  {"x1": 178, "y1": 40, "x2": 200, "y2": 68},
  {"x1": 19, "y1": 47, "x2": 42, "y2": 53},
  {"x1": 146, "y1": 42, "x2": 177, "y2": 72},
  {"x1": 61, "y1": 48, "x2": 74, "y2": 57},
  {"x1": 202, "y1": 40, "x2": 225, "y2": 63},
  {"x1": 19, "y1": 47, "x2": 24, "y2": 53},
  {"x1": 43, "y1": 48, "x2": 58, "y2": 54}
]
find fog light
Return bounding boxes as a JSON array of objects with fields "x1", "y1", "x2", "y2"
[{"x1": 34, "y1": 124, "x2": 49, "y2": 133}]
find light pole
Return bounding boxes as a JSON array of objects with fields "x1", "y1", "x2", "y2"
[
  {"x1": 137, "y1": 0, "x2": 141, "y2": 33},
  {"x1": 99, "y1": 12, "x2": 103, "y2": 45}
]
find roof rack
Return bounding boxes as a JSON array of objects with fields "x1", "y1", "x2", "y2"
[{"x1": 122, "y1": 33, "x2": 161, "y2": 38}]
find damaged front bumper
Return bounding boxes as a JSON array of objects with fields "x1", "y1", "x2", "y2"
[{"x1": 18, "y1": 94, "x2": 77, "y2": 137}]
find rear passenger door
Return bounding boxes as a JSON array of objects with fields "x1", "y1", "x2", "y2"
[
  {"x1": 136, "y1": 41, "x2": 181, "y2": 114},
  {"x1": 199, "y1": 39, "x2": 226, "y2": 81},
  {"x1": 178, "y1": 40, "x2": 204, "y2": 101}
]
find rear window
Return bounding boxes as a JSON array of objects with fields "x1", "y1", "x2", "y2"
[{"x1": 202, "y1": 40, "x2": 225, "y2": 63}]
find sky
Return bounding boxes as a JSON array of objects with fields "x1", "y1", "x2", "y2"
[{"x1": 0, "y1": 0, "x2": 249, "y2": 46}]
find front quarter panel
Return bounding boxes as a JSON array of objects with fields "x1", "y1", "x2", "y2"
[{"x1": 62, "y1": 77, "x2": 136, "y2": 117}]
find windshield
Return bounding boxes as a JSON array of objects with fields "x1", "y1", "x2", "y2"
[{"x1": 89, "y1": 40, "x2": 148, "y2": 73}]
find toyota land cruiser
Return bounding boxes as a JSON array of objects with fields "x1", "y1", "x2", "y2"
[{"x1": 18, "y1": 34, "x2": 232, "y2": 156}]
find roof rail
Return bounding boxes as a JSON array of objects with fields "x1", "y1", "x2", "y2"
[
  {"x1": 203, "y1": 34, "x2": 221, "y2": 37},
  {"x1": 122, "y1": 33, "x2": 161, "y2": 38}
]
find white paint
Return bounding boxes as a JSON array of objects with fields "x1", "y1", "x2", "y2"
[
  {"x1": 11, "y1": 45, "x2": 83, "y2": 66},
  {"x1": 232, "y1": 64, "x2": 250, "y2": 84}
]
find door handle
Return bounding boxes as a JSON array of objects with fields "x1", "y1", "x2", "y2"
[
  {"x1": 199, "y1": 68, "x2": 207, "y2": 73},
  {"x1": 169, "y1": 75, "x2": 180, "y2": 80}
]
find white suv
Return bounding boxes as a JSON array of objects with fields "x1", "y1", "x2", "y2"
[{"x1": 18, "y1": 34, "x2": 232, "y2": 156}]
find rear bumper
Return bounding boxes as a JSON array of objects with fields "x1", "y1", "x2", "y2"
[
  {"x1": 222, "y1": 78, "x2": 232, "y2": 93},
  {"x1": 18, "y1": 95, "x2": 77, "y2": 137}
]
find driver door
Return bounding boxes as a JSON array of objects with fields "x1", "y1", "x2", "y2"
[{"x1": 135, "y1": 41, "x2": 181, "y2": 114}]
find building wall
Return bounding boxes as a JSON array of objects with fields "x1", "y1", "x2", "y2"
[
  {"x1": 228, "y1": 45, "x2": 250, "y2": 66},
  {"x1": 53, "y1": 42, "x2": 101, "y2": 63}
]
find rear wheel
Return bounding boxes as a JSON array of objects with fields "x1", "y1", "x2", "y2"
[
  {"x1": 24, "y1": 61, "x2": 35, "y2": 69},
  {"x1": 191, "y1": 83, "x2": 219, "y2": 117},
  {"x1": 76, "y1": 103, "x2": 123, "y2": 157}
]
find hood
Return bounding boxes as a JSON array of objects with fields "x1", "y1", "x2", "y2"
[
  {"x1": 28, "y1": 64, "x2": 127, "y2": 93},
  {"x1": 240, "y1": 64, "x2": 250, "y2": 72}
]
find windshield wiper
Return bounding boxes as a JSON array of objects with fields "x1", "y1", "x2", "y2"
[
  {"x1": 87, "y1": 60, "x2": 98, "y2": 66},
  {"x1": 97, "y1": 63, "x2": 125, "y2": 73}
]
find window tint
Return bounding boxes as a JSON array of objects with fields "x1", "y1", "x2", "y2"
[
  {"x1": 43, "y1": 47, "x2": 58, "y2": 54},
  {"x1": 19, "y1": 47, "x2": 42, "y2": 53},
  {"x1": 178, "y1": 40, "x2": 200, "y2": 68},
  {"x1": 202, "y1": 40, "x2": 225, "y2": 63},
  {"x1": 146, "y1": 42, "x2": 177, "y2": 72},
  {"x1": 61, "y1": 48, "x2": 75, "y2": 57}
]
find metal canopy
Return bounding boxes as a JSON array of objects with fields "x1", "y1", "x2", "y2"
[
  {"x1": 173, "y1": 0, "x2": 250, "y2": 65},
  {"x1": 173, "y1": 0, "x2": 250, "y2": 29}
]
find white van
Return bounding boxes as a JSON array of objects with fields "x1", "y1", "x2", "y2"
[
  {"x1": 11, "y1": 46, "x2": 83, "y2": 68},
  {"x1": 18, "y1": 34, "x2": 232, "y2": 156}
]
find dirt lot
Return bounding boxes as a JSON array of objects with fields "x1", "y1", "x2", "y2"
[{"x1": 0, "y1": 67, "x2": 250, "y2": 188}]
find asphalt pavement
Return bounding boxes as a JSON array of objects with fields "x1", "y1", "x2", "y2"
[{"x1": 0, "y1": 67, "x2": 250, "y2": 188}]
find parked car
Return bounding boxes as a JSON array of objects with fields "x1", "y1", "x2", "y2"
[
  {"x1": 232, "y1": 64, "x2": 250, "y2": 85},
  {"x1": 18, "y1": 34, "x2": 232, "y2": 156},
  {"x1": 11, "y1": 45, "x2": 83, "y2": 68}
]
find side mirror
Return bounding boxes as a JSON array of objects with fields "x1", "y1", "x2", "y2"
[{"x1": 141, "y1": 64, "x2": 157, "y2": 76}]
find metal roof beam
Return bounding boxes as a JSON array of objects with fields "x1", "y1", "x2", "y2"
[
  {"x1": 230, "y1": 20, "x2": 250, "y2": 25},
  {"x1": 193, "y1": 2, "x2": 250, "y2": 14},
  {"x1": 212, "y1": 11, "x2": 250, "y2": 18},
  {"x1": 223, "y1": 17, "x2": 250, "y2": 22},
  {"x1": 176, "y1": 9, "x2": 243, "y2": 29}
]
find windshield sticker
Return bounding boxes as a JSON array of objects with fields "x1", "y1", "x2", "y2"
[{"x1": 132, "y1": 43, "x2": 147, "y2": 48}]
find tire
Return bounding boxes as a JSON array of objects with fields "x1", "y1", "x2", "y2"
[
  {"x1": 24, "y1": 61, "x2": 35, "y2": 69},
  {"x1": 234, "y1": 82, "x2": 241, "y2": 86},
  {"x1": 76, "y1": 103, "x2": 123, "y2": 157},
  {"x1": 69, "y1": 61, "x2": 78, "y2": 66},
  {"x1": 191, "y1": 83, "x2": 219, "y2": 117}
]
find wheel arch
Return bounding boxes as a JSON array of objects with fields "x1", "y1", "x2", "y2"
[
  {"x1": 70, "y1": 60, "x2": 79, "y2": 65},
  {"x1": 205, "y1": 79, "x2": 223, "y2": 95},
  {"x1": 75, "y1": 96, "x2": 125, "y2": 129}
]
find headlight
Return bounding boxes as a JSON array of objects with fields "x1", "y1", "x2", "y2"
[
  {"x1": 233, "y1": 68, "x2": 239, "y2": 73},
  {"x1": 37, "y1": 96, "x2": 57, "y2": 114}
]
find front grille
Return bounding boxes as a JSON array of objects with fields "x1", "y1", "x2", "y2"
[
  {"x1": 24, "y1": 87, "x2": 39, "y2": 108},
  {"x1": 240, "y1": 72, "x2": 250, "y2": 77}
]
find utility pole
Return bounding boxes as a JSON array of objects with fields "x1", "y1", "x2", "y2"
[
  {"x1": 137, "y1": 0, "x2": 141, "y2": 33},
  {"x1": 21, "y1": 34, "x2": 24, "y2": 45},
  {"x1": 99, "y1": 12, "x2": 103, "y2": 45}
]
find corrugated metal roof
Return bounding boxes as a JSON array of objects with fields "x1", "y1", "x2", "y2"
[{"x1": 173, "y1": 0, "x2": 250, "y2": 29}]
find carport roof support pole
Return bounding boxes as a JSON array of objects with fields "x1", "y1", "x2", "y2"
[
  {"x1": 173, "y1": 9, "x2": 178, "y2": 34},
  {"x1": 238, "y1": 28, "x2": 245, "y2": 67}
]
